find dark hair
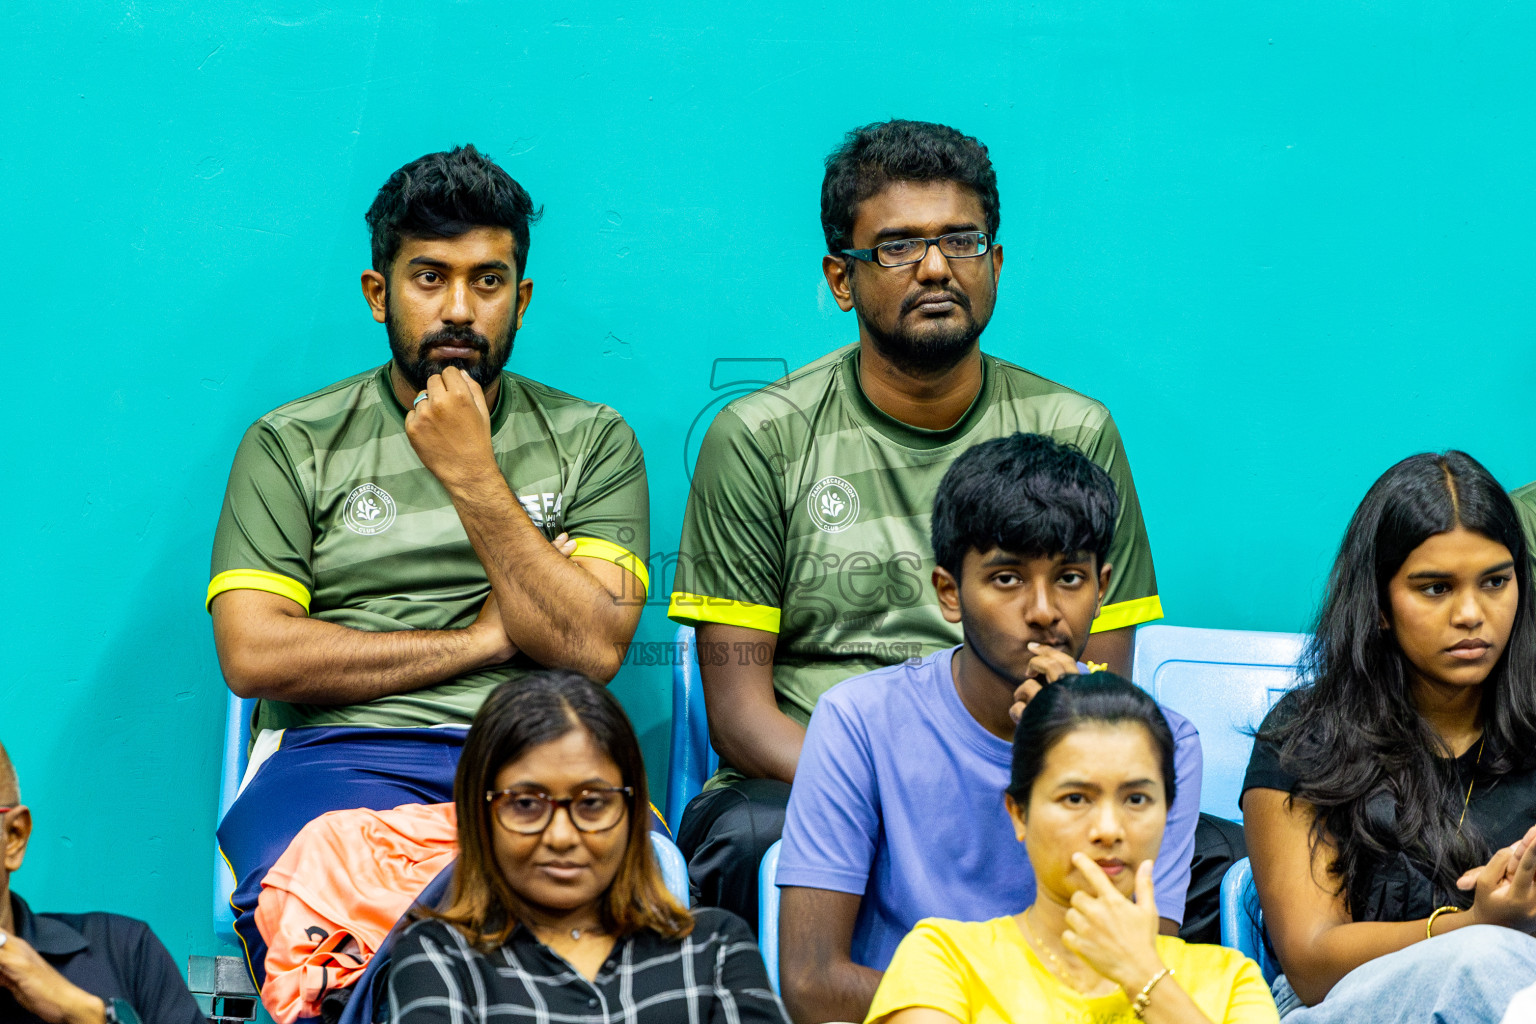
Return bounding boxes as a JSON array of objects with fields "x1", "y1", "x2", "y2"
[
  {"x1": 820, "y1": 119, "x2": 1000, "y2": 254},
  {"x1": 931, "y1": 433, "x2": 1119, "y2": 578},
  {"x1": 425, "y1": 671, "x2": 691, "y2": 949},
  {"x1": 365, "y1": 144, "x2": 543, "y2": 277},
  {"x1": 1007, "y1": 672, "x2": 1177, "y2": 808},
  {"x1": 1263, "y1": 451, "x2": 1536, "y2": 915}
]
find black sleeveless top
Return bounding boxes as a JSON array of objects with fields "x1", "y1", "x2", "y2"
[{"x1": 1244, "y1": 692, "x2": 1536, "y2": 921}]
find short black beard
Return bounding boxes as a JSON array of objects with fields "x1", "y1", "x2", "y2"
[
  {"x1": 385, "y1": 295, "x2": 515, "y2": 393},
  {"x1": 854, "y1": 287, "x2": 985, "y2": 378}
]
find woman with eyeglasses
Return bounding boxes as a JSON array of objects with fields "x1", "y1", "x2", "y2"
[
  {"x1": 1243, "y1": 452, "x2": 1536, "y2": 1022},
  {"x1": 387, "y1": 670, "x2": 788, "y2": 1024},
  {"x1": 866, "y1": 674, "x2": 1279, "y2": 1024}
]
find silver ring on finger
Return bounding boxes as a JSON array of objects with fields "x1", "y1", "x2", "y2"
[{"x1": 413, "y1": 391, "x2": 430, "y2": 407}]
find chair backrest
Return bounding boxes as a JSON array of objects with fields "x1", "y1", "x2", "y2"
[
  {"x1": 757, "y1": 840, "x2": 782, "y2": 995},
  {"x1": 666, "y1": 625, "x2": 719, "y2": 826},
  {"x1": 1131, "y1": 625, "x2": 1307, "y2": 821},
  {"x1": 1219, "y1": 857, "x2": 1280, "y2": 984},
  {"x1": 650, "y1": 832, "x2": 691, "y2": 906},
  {"x1": 214, "y1": 692, "x2": 257, "y2": 947}
]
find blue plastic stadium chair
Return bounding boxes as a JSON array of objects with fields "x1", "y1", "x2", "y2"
[
  {"x1": 1220, "y1": 857, "x2": 1280, "y2": 984},
  {"x1": 1130, "y1": 625, "x2": 1308, "y2": 822},
  {"x1": 214, "y1": 692, "x2": 257, "y2": 948},
  {"x1": 667, "y1": 625, "x2": 719, "y2": 828},
  {"x1": 652, "y1": 832, "x2": 690, "y2": 905},
  {"x1": 758, "y1": 840, "x2": 783, "y2": 995}
]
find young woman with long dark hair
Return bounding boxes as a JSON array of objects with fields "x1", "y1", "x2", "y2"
[
  {"x1": 386, "y1": 670, "x2": 787, "y2": 1024},
  {"x1": 1243, "y1": 451, "x2": 1536, "y2": 1022}
]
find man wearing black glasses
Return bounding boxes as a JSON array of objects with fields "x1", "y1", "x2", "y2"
[
  {"x1": 669, "y1": 120, "x2": 1164, "y2": 935},
  {"x1": 0, "y1": 743, "x2": 204, "y2": 1024}
]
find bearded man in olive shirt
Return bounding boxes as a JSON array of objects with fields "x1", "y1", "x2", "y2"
[
  {"x1": 668, "y1": 120, "x2": 1162, "y2": 924},
  {"x1": 210, "y1": 145, "x2": 650, "y2": 986}
]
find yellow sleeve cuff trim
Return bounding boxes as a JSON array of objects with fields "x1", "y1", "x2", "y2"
[
  {"x1": 207, "y1": 569, "x2": 312, "y2": 613},
  {"x1": 570, "y1": 537, "x2": 650, "y2": 596},
  {"x1": 667, "y1": 592, "x2": 782, "y2": 634},
  {"x1": 1091, "y1": 594, "x2": 1163, "y2": 633}
]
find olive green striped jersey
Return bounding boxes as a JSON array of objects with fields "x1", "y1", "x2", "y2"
[
  {"x1": 210, "y1": 364, "x2": 649, "y2": 732},
  {"x1": 1514, "y1": 482, "x2": 1536, "y2": 575},
  {"x1": 669, "y1": 344, "x2": 1159, "y2": 730}
]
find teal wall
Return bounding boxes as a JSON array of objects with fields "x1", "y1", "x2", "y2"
[{"x1": 4, "y1": 0, "x2": 1534, "y2": 984}]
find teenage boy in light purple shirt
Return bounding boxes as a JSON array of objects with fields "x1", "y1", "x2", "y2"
[{"x1": 775, "y1": 433, "x2": 1202, "y2": 1024}]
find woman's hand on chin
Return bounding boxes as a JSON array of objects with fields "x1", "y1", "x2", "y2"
[{"x1": 1060, "y1": 855, "x2": 1167, "y2": 995}]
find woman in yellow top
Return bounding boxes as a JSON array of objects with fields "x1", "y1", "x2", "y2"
[{"x1": 867, "y1": 673, "x2": 1278, "y2": 1024}]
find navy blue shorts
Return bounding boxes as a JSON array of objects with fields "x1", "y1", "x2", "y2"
[
  {"x1": 217, "y1": 726, "x2": 467, "y2": 985},
  {"x1": 217, "y1": 726, "x2": 668, "y2": 987}
]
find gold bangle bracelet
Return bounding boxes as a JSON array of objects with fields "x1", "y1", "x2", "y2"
[
  {"x1": 1426, "y1": 905, "x2": 1460, "y2": 940},
  {"x1": 1131, "y1": 967, "x2": 1175, "y2": 1019}
]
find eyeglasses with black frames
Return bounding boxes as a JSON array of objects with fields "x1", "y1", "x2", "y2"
[
  {"x1": 486, "y1": 786, "x2": 633, "y2": 835},
  {"x1": 841, "y1": 231, "x2": 991, "y2": 268}
]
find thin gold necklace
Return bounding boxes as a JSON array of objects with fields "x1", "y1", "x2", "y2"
[
  {"x1": 1457, "y1": 736, "x2": 1485, "y2": 832},
  {"x1": 1023, "y1": 908, "x2": 1113, "y2": 995},
  {"x1": 1022, "y1": 908, "x2": 1068, "y2": 975}
]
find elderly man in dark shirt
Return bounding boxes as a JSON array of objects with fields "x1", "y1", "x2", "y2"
[{"x1": 0, "y1": 742, "x2": 204, "y2": 1024}]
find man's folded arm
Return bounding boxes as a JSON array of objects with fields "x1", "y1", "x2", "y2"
[
  {"x1": 210, "y1": 587, "x2": 514, "y2": 704},
  {"x1": 420, "y1": 376, "x2": 649, "y2": 683},
  {"x1": 207, "y1": 421, "x2": 516, "y2": 704},
  {"x1": 450, "y1": 468, "x2": 646, "y2": 682}
]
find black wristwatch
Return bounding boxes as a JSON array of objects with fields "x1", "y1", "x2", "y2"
[{"x1": 103, "y1": 998, "x2": 142, "y2": 1024}]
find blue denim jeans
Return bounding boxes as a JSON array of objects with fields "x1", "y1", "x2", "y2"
[{"x1": 1273, "y1": 925, "x2": 1536, "y2": 1023}]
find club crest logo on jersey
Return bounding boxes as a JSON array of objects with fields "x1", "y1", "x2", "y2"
[
  {"x1": 519, "y1": 492, "x2": 565, "y2": 531},
  {"x1": 342, "y1": 483, "x2": 397, "y2": 536},
  {"x1": 807, "y1": 476, "x2": 860, "y2": 533}
]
